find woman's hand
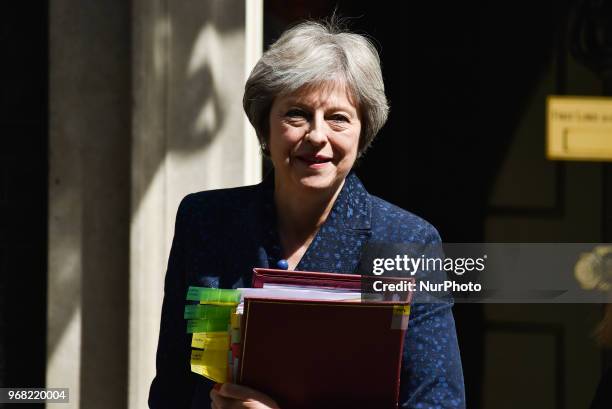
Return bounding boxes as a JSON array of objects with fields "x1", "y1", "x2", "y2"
[{"x1": 210, "y1": 383, "x2": 280, "y2": 409}]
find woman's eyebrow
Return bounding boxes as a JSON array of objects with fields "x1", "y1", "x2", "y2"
[
  {"x1": 290, "y1": 100, "x2": 356, "y2": 114},
  {"x1": 326, "y1": 105, "x2": 355, "y2": 112}
]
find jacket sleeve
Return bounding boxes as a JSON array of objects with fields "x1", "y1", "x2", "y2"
[
  {"x1": 399, "y1": 228, "x2": 466, "y2": 409},
  {"x1": 148, "y1": 195, "x2": 213, "y2": 408}
]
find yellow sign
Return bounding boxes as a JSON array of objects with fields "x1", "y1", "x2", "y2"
[{"x1": 547, "y1": 96, "x2": 612, "y2": 161}]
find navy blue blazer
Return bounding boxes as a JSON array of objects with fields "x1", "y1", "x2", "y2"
[{"x1": 149, "y1": 172, "x2": 465, "y2": 409}]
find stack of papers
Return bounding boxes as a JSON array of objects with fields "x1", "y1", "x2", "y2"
[
  {"x1": 235, "y1": 285, "x2": 364, "y2": 313},
  {"x1": 184, "y1": 285, "x2": 378, "y2": 383}
]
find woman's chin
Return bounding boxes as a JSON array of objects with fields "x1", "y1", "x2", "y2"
[{"x1": 294, "y1": 173, "x2": 342, "y2": 192}]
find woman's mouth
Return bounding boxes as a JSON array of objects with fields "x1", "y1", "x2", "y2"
[{"x1": 295, "y1": 154, "x2": 332, "y2": 169}]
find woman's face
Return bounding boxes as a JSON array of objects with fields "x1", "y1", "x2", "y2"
[{"x1": 268, "y1": 81, "x2": 361, "y2": 194}]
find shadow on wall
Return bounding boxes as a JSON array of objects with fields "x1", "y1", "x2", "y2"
[{"x1": 48, "y1": 0, "x2": 246, "y2": 371}]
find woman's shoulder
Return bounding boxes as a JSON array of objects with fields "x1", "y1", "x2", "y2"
[
  {"x1": 176, "y1": 183, "x2": 263, "y2": 221},
  {"x1": 183, "y1": 183, "x2": 260, "y2": 205},
  {"x1": 367, "y1": 193, "x2": 442, "y2": 245}
]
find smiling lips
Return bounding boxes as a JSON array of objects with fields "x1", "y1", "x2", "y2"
[{"x1": 295, "y1": 154, "x2": 333, "y2": 168}]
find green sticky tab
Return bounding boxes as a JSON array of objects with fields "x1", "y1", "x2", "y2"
[
  {"x1": 187, "y1": 319, "x2": 229, "y2": 333},
  {"x1": 186, "y1": 287, "x2": 204, "y2": 301},
  {"x1": 184, "y1": 304, "x2": 233, "y2": 320},
  {"x1": 184, "y1": 305, "x2": 197, "y2": 319},
  {"x1": 186, "y1": 287, "x2": 241, "y2": 304}
]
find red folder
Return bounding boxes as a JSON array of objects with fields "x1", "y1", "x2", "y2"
[{"x1": 237, "y1": 268, "x2": 414, "y2": 409}]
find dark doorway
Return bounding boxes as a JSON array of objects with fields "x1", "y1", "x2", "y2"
[
  {"x1": 263, "y1": 1, "x2": 580, "y2": 407},
  {"x1": 0, "y1": 3, "x2": 49, "y2": 408}
]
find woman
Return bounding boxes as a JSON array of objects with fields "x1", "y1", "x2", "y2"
[{"x1": 149, "y1": 20, "x2": 465, "y2": 409}]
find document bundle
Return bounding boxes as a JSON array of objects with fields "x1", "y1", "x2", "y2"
[{"x1": 184, "y1": 268, "x2": 414, "y2": 409}]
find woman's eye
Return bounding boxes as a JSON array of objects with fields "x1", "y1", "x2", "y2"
[
  {"x1": 286, "y1": 109, "x2": 307, "y2": 118},
  {"x1": 329, "y1": 114, "x2": 349, "y2": 122}
]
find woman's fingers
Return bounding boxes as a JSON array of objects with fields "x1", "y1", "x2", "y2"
[
  {"x1": 210, "y1": 388, "x2": 241, "y2": 409},
  {"x1": 217, "y1": 383, "x2": 262, "y2": 400},
  {"x1": 212, "y1": 383, "x2": 279, "y2": 408}
]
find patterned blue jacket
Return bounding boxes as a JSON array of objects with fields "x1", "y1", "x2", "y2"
[{"x1": 149, "y1": 172, "x2": 465, "y2": 409}]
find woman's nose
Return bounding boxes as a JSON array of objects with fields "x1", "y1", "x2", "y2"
[
  {"x1": 305, "y1": 120, "x2": 327, "y2": 145},
  {"x1": 306, "y1": 129, "x2": 326, "y2": 145}
]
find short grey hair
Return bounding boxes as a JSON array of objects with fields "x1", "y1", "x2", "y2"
[{"x1": 243, "y1": 20, "x2": 389, "y2": 156}]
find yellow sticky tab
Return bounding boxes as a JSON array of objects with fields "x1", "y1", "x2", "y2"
[
  {"x1": 191, "y1": 363, "x2": 227, "y2": 383},
  {"x1": 191, "y1": 347, "x2": 229, "y2": 382},
  {"x1": 191, "y1": 332, "x2": 229, "y2": 350},
  {"x1": 199, "y1": 300, "x2": 239, "y2": 307},
  {"x1": 393, "y1": 305, "x2": 411, "y2": 316},
  {"x1": 192, "y1": 333, "x2": 205, "y2": 349},
  {"x1": 230, "y1": 312, "x2": 241, "y2": 329},
  {"x1": 191, "y1": 349, "x2": 228, "y2": 368}
]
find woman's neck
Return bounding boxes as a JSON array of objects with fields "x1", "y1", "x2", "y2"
[{"x1": 273, "y1": 177, "x2": 345, "y2": 262}]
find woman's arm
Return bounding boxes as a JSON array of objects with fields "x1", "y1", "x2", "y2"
[
  {"x1": 400, "y1": 302, "x2": 465, "y2": 408},
  {"x1": 399, "y1": 230, "x2": 465, "y2": 408},
  {"x1": 149, "y1": 195, "x2": 214, "y2": 408}
]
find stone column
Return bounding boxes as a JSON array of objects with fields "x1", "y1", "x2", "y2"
[{"x1": 48, "y1": 1, "x2": 131, "y2": 409}]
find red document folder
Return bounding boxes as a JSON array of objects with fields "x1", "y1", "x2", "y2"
[{"x1": 237, "y1": 268, "x2": 414, "y2": 409}]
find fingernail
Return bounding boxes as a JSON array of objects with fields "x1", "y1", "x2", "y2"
[{"x1": 213, "y1": 383, "x2": 222, "y2": 391}]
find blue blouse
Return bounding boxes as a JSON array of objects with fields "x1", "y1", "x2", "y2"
[{"x1": 149, "y1": 172, "x2": 465, "y2": 408}]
